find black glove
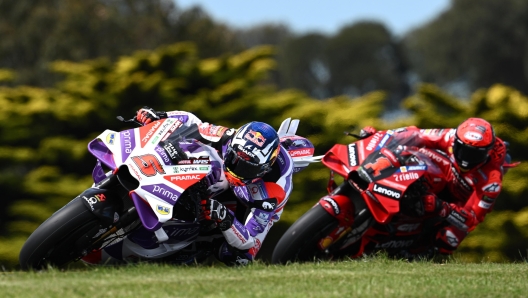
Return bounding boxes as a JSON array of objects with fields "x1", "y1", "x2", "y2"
[
  {"x1": 135, "y1": 106, "x2": 168, "y2": 125},
  {"x1": 201, "y1": 199, "x2": 234, "y2": 231}
]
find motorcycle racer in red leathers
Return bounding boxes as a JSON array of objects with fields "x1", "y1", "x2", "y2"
[
  {"x1": 135, "y1": 107, "x2": 295, "y2": 266},
  {"x1": 359, "y1": 118, "x2": 519, "y2": 256}
]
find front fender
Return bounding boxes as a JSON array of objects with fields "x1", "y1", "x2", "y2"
[
  {"x1": 319, "y1": 194, "x2": 355, "y2": 226},
  {"x1": 79, "y1": 188, "x2": 122, "y2": 226}
]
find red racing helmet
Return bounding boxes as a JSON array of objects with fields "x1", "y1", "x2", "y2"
[{"x1": 453, "y1": 118, "x2": 495, "y2": 171}]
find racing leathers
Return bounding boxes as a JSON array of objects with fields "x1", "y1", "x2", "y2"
[
  {"x1": 160, "y1": 110, "x2": 294, "y2": 264},
  {"x1": 369, "y1": 126, "x2": 510, "y2": 255}
]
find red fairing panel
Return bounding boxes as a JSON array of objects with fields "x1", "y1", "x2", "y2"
[{"x1": 322, "y1": 144, "x2": 350, "y2": 178}]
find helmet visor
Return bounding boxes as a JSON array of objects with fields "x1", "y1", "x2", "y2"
[
  {"x1": 453, "y1": 136, "x2": 490, "y2": 170},
  {"x1": 224, "y1": 147, "x2": 268, "y2": 181}
]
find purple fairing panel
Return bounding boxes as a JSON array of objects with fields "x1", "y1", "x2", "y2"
[
  {"x1": 280, "y1": 135, "x2": 314, "y2": 150},
  {"x1": 280, "y1": 135, "x2": 315, "y2": 173},
  {"x1": 88, "y1": 139, "x2": 117, "y2": 170},
  {"x1": 92, "y1": 160, "x2": 107, "y2": 184},
  {"x1": 120, "y1": 129, "x2": 136, "y2": 163},
  {"x1": 141, "y1": 184, "x2": 182, "y2": 205},
  {"x1": 130, "y1": 192, "x2": 163, "y2": 231}
]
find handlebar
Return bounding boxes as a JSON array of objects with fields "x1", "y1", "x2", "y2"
[{"x1": 116, "y1": 116, "x2": 143, "y2": 126}]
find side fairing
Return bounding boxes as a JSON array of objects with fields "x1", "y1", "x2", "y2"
[{"x1": 88, "y1": 119, "x2": 220, "y2": 231}]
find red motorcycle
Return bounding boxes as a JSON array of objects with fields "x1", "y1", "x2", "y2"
[{"x1": 272, "y1": 130, "x2": 456, "y2": 263}]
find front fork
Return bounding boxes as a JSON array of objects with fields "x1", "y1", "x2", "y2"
[
  {"x1": 317, "y1": 171, "x2": 373, "y2": 252},
  {"x1": 77, "y1": 174, "x2": 139, "y2": 255}
]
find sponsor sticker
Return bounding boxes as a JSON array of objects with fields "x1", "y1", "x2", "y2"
[
  {"x1": 406, "y1": 165, "x2": 427, "y2": 171},
  {"x1": 393, "y1": 172, "x2": 419, "y2": 182},
  {"x1": 478, "y1": 200, "x2": 492, "y2": 209},
  {"x1": 289, "y1": 148, "x2": 314, "y2": 157},
  {"x1": 156, "y1": 205, "x2": 171, "y2": 215},
  {"x1": 482, "y1": 182, "x2": 500, "y2": 193},
  {"x1": 139, "y1": 121, "x2": 162, "y2": 147},
  {"x1": 120, "y1": 129, "x2": 136, "y2": 162},
  {"x1": 322, "y1": 196, "x2": 340, "y2": 215},
  {"x1": 244, "y1": 129, "x2": 266, "y2": 147},
  {"x1": 372, "y1": 183, "x2": 402, "y2": 199},
  {"x1": 348, "y1": 143, "x2": 358, "y2": 167},
  {"x1": 106, "y1": 133, "x2": 116, "y2": 145}
]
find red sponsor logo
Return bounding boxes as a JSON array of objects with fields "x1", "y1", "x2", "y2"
[
  {"x1": 366, "y1": 132, "x2": 383, "y2": 151},
  {"x1": 139, "y1": 120, "x2": 162, "y2": 147},
  {"x1": 164, "y1": 173, "x2": 206, "y2": 189},
  {"x1": 170, "y1": 174, "x2": 202, "y2": 181},
  {"x1": 230, "y1": 226, "x2": 247, "y2": 244},
  {"x1": 249, "y1": 238, "x2": 262, "y2": 256},
  {"x1": 127, "y1": 163, "x2": 142, "y2": 181},
  {"x1": 131, "y1": 154, "x2": 166, "y2": 177},
  {"x1": 289, "y1": 148, "x2": 314, "y2": 157}
]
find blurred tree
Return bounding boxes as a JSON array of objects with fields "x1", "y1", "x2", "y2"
[
  {"x1": 275, "y1": 22, "x2": 410, "y2": 107},
  {"x1": 276, "y1": 33, "x2": 330, "y2": 99},
  {"x1": 0, "y1": 0, "x2": 242, "y2": 87},
  {"x1": 404, "y1": 0, "x2": 528, "y2": 95},
  {"x1": 235, "y1": 23, "x2": 293, "y2": 49},
  {"x1": 325, "y1": 22, "x2": 410, "y2": 108}
]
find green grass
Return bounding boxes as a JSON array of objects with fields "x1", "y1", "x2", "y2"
[{"x1": 2, "y1": 256, "x2": 528, "y2": 298}]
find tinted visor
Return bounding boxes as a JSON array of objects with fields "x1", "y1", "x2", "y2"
[
  {"x1": 453, "y1": 136, "x2": 490, "y2": 170},
  {"x1": 224, "y1": 147, "x2": 267, "y2": 181}
]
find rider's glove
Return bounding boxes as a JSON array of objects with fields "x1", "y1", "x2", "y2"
[
  {"x1": 136, "y1": 106, "x2": 168, "y2": 125},
  {"x1": 359, "y1": 126, "x2": 377, "y2": 139},
  {"x1": 201, "y1": 199, "x2": 234, "y2": 231},
  {"x1": 422, "y1": 193, "x2": 451, "y2": 217}
]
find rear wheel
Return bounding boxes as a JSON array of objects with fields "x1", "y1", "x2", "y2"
[
  {"x1": 272, "y1": 204, "x2": 339, "y2": 264},
  {"x1": 19, "y1": 197, "x2": 101, "y2": 270}
]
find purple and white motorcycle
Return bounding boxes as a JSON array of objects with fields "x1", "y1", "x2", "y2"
[{"x1": 19, "y1": 116, "x2": 320, "y2": 270}]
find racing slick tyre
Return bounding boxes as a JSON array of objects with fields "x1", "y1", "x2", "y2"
[
  {"x1": 19, "y1": 197, "x2": 100, "y2": 270},
  {"x1": 272, "y1": 204, "x2": 338, "y2": 264}
]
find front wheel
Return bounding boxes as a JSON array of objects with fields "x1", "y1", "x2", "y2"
[
  {"x1": 272, "y1": 204, "x2": 338, "y2": 264},
  {"x1": 19, "y1": 197, "x2": 100, "y2": 270}
]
